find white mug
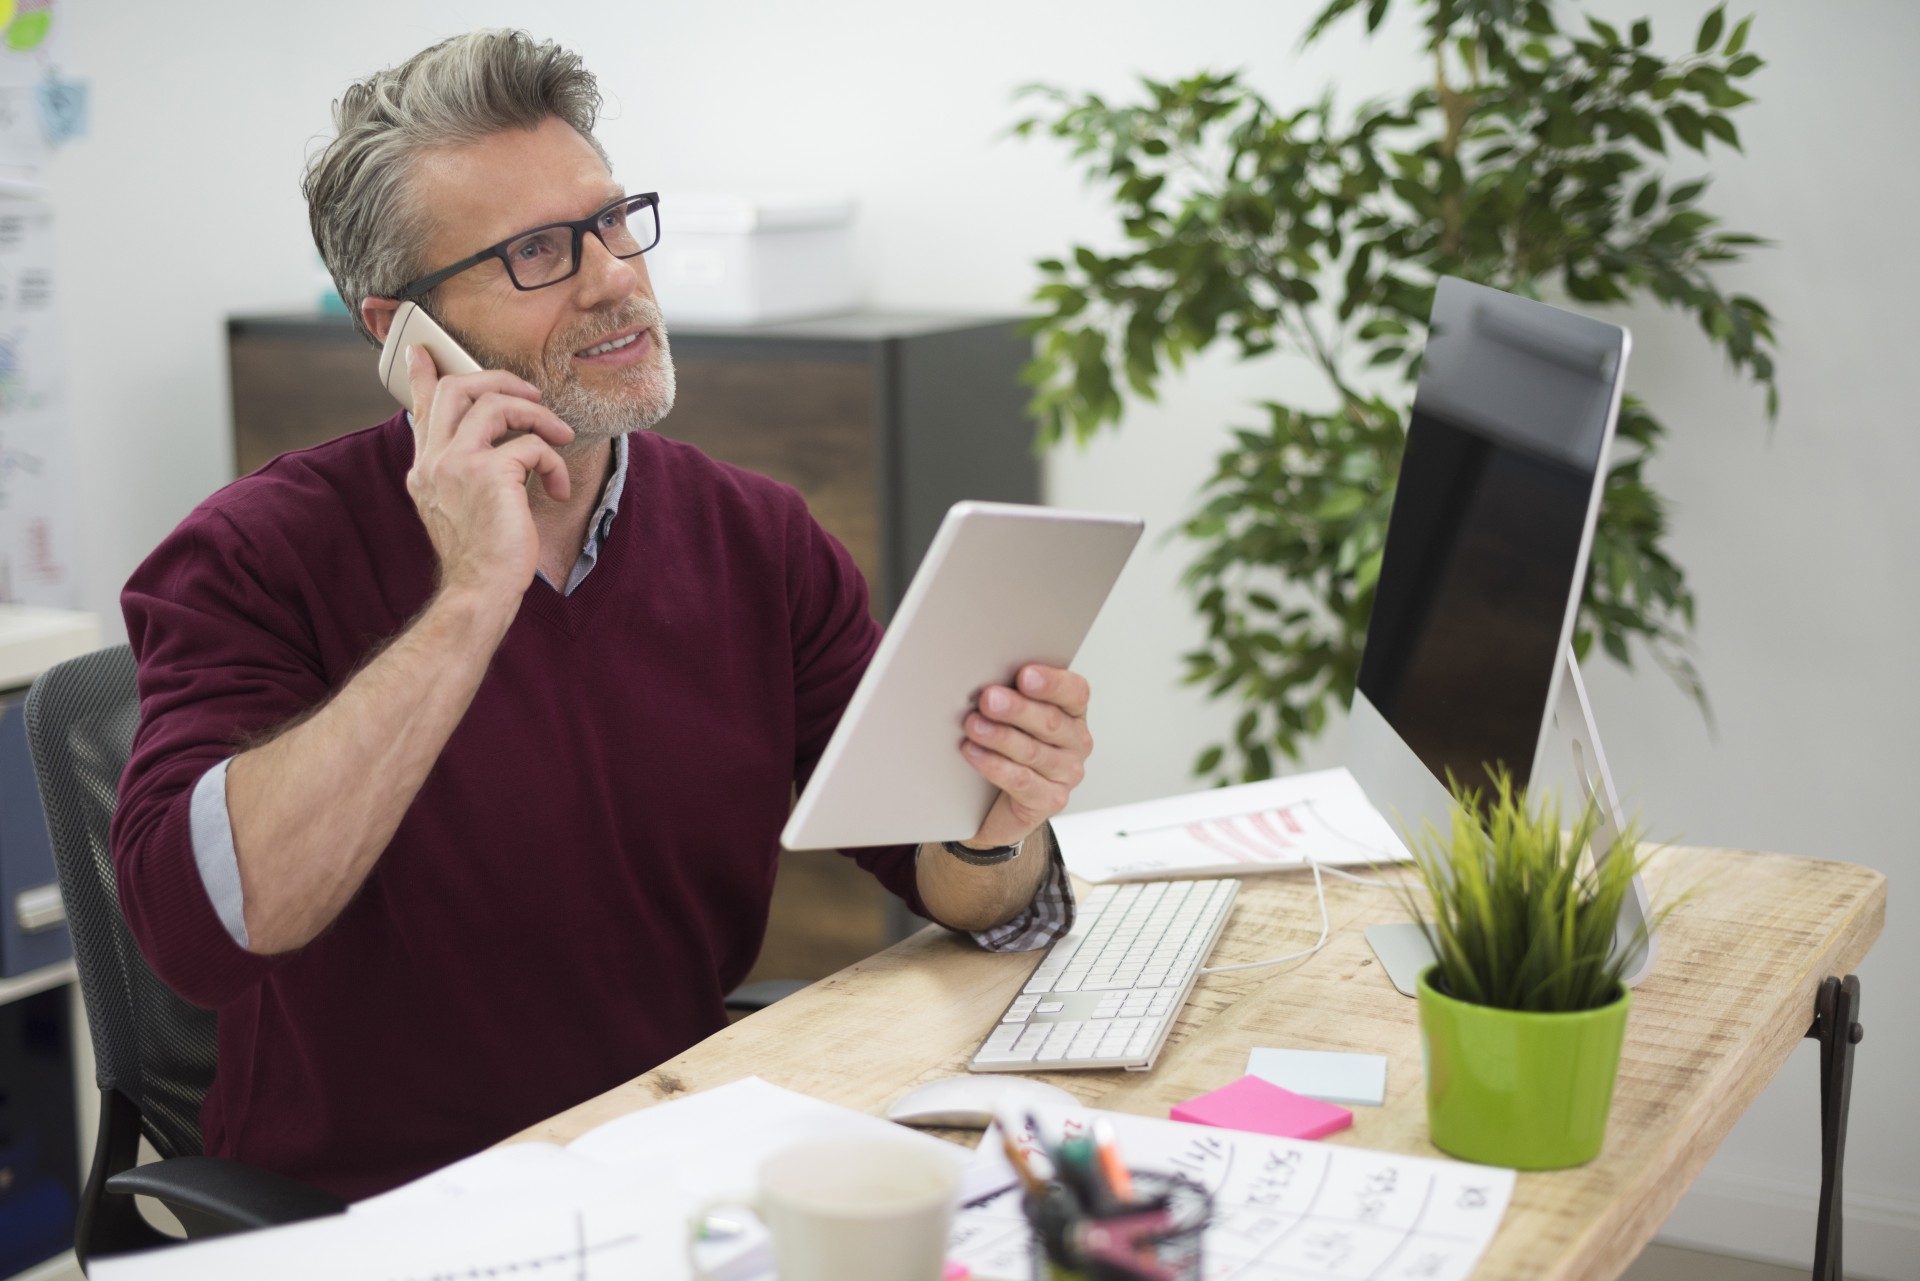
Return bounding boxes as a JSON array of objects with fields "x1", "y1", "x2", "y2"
[{"x1": 687, "y1": 1135, "x2": 960, "y2": 1281}]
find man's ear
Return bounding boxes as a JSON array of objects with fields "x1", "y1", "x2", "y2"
[{"x1": 361, "y1": 296, "x2": 401, "y2": 344}]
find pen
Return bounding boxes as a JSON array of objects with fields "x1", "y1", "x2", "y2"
[
  {"x1": 1054, "y1": 1135, "x2": 1110, "y2": 1213},
  {"x1": 997, "y1": 1112, "x2": 1051, "y2": 1199},
  {"x1": 1092, "y1": 1117, "x2": 1135, "y2": 1204}
]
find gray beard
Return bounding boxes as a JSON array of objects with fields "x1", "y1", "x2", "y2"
[
  {"x1": 443, "y1": 310, "x2": 677, "y2": 452},
  {"x1": 542, "y1": 327, "x2": 677, "y2": 450}
]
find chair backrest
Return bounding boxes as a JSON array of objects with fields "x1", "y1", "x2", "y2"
[{"x1": 25, "y1": 644, "x2": 215, "y2": 1160}]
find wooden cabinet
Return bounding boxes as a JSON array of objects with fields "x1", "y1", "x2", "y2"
[{"x1": 227, "y1": 311, "x2": 1040, "y2": 983}]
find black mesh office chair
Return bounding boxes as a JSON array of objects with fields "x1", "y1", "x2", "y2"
[{"x1": 24, "y1": 646, "x2": 344, "y2": 1272}]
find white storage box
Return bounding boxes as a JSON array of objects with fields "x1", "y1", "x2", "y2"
[{"x1": 651, "y1": 193, "x2": 858, "y2": 326}]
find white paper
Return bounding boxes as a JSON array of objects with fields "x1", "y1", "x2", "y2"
[
  {"x1": 0, "y1": 196, "x2": 78, "y2": 606},
  {"x1": 90, "y1": 1183, "x2": 657, "y2": 1281},
  {"x1": 91, "y1": 1077, "x2": 979, "y2": 1281},
  {"x1": 1052, "y1": 768, "x2": 1413, "y2": 883},
  {"x1": 951, "y1": 1107, "x2": 1514, "y2": 1281},
  {"x1": 351, "y1": 1140, "x2": 615, "y2": 1216}
]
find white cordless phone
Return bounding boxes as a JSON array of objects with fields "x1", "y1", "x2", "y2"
[{"x1": 376, "y1": 300, "x2": 483, "y2": 409}]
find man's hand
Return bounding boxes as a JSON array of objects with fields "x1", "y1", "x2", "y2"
[
  {"x1": 958, "y1": 663, "x2": 1093, "y2": 849},
  {"x1": 403, "y1": 346, "x2": 575, "y2": 603}
]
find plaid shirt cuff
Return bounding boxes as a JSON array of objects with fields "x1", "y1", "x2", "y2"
[{"x1": 967, "y1": 823, "x2": 1076, "y2": 953}]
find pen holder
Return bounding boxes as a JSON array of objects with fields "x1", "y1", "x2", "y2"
[{"x1": 1024, "y1": 1171, "x2": 1209, "y2": 1281}]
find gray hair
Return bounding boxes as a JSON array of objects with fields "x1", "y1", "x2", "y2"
[{"x1": 303, "y1": 30, "x2": 608, "y2": 345}]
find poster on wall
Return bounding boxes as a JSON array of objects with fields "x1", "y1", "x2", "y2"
[
  {"x1": 0, "y1": 0, "x2": 78, "y2": 606},
  {"x1": 0, "y1": 197, "x2": 76, "y2": 605}
]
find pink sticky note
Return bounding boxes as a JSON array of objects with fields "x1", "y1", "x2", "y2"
[{"x1": 1170, "y1": 1074, "x2": 1353, "y2": 1140}]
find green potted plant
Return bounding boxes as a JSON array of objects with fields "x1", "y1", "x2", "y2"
[{"x1": 1399, "y1": 773, "x2": 1664, "y2": 1169}]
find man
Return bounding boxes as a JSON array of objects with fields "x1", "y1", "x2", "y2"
[{"x1": 111, "y1": 30, "x2": 1088, "y2": 1201}]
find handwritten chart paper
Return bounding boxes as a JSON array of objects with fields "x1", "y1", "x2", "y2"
[
  {"x1": 88, "y1": 1185, "x2": 657, "y2": 1281},
  {"x1": 953, "y1": 1108, "x2": 1513, "y2": 1281},
  {"x1": 1053, "y1": 768, "x2": 1413, "y2": 883}
]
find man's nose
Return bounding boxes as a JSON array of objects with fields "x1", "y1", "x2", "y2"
[{"x1": 572, "y1": 231, "x2": 642, "y2": 308}]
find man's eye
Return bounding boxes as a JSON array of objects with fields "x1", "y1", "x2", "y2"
[
  {"x1": 599, "y1": 208, "x2": 628, "y2": 230},
  {"x1": 513, "y1": 237, "x2": 556, "y2": 261}
]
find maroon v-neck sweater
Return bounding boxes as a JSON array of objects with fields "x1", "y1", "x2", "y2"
[{"x1": 111, "y1": 413, "x2": 923, "y2": 1200}]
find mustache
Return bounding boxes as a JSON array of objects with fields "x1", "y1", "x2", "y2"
[{"x1": 552, "y1": 299, "x2": 665, "y2": 360}]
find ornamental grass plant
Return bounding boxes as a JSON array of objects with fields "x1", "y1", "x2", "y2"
[{"x1": 1399, "y1": 773, "x2": 1667, "y2": 1013}]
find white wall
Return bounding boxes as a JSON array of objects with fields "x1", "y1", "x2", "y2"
[{"x1": 49, "y1": 1, "x2": 1917, "y2": 1274}]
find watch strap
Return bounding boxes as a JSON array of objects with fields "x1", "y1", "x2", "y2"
[{"x1": 940, "y1": 837, "x2": 1023, "y2": 866}]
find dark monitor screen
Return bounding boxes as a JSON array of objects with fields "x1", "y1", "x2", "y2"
[{"x1": 1355, "y1": 279, "x2": 1624, "y2": 794}]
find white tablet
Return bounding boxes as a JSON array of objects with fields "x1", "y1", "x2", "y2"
[{"x1": 781, "y1": 501, "x2": 1143, "y2": 851}]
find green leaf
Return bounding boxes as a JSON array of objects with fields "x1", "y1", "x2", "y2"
[
  {"x1": 1728, "y1": 53, "x2": 1763, "y2": 77},
  {"x1": 1667, "y1": 179, "x2": 1707, "y2": 204},
  {"x1": 1314, "y1": 489, "x2": 1368, "y2": 520},
  {"x1": 1703, "y1": 114, "x2": 1741, "y2": 150},
  {"x1": 1631, "y1": 179, "x2": 1661, "y2": 217},
  {"x1": 1195, "y1": 745, "x2": 1224, "y2": 775},
  {"x1": 1587, "y1": 17, "x2": 1621, "y2": 46},
  {"x1": 1631, "y1": 19, "x2": 1650, "y2": 47},
  {"x1": 1666, "y1": 105, "x2": 1707, "y2": 151},
  {"x1": 1617, "y1": 109, "x2": 1664, "y2": 152},
  {"x1": 1725, "y1": 14, "x2": 1754, "y2": 55},
  {"x1": 1697, "y1": 5, "x2": 1725, "y2": 53}
]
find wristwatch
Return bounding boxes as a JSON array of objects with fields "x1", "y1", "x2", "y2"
[{"x1": 940, "y1": 836, "x2": 1024, "y2": 866}]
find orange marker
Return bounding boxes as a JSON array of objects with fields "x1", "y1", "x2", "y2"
[{"x1": 1092, "y1": 1118, "x2": 1134, "y2": 1203}]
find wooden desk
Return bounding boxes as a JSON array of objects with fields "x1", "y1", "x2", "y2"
[{"x1": 512, "y1": 847, "x2": 1885, "y2": 1281}]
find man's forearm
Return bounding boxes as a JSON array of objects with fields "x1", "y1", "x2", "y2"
[
  {"x1": 914, "y1": 831, "x2": 1051, "y2": 932},
  {"x1": 225, "y1": 587, "x2": 516, "y2": 954}
]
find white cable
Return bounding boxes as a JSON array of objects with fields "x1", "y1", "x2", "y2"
[
  {"x1": 1315, "y1": 861, "x2": 1415, "y2": 889},
  {"x1": 1196, "y1": 856, "x2": 1415, "y2": 975},
  {"x1": 1199, "y1": 857, "x2": 1331, "y2": 975}
]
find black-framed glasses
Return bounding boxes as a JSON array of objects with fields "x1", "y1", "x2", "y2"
[{"x1": 394, "y1": 192, "x2": 660, "y2": 300}]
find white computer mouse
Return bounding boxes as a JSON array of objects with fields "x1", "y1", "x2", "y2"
[{"x1": 884, "y1": 1075, "x2": 1082, "y2": 1129}]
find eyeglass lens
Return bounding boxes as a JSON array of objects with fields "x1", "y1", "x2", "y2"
[{"x1": 502, "y1": 196, "x2": 659, "y2": 289}]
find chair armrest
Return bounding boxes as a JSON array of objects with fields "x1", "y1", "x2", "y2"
[{"x1": 105, "y1": 1155, "x2": 346, "y2": 1236}]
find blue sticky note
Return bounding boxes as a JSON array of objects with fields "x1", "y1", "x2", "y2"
[
  {"x1": 1246, "y1": 1047, "x2": 1388, "y2": 1108},
  {"x1": 37, "y1": 76, "x2": 88, "y2": 146}
]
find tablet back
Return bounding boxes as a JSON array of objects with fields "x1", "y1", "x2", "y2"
[{"x1": 781, "y1": 502, "x2": 1143, "y2": 851}]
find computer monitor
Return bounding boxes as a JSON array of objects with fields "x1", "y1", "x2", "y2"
[{"x1": 1346, "y1": 276, "x2": 1654, "y2": 987}]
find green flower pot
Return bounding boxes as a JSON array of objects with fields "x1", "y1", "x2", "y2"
[{"x1": 1417, "y1": 965, "x2": 1630, "y2": 1169}]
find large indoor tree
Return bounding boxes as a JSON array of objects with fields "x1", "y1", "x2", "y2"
[{"x1": 1016, "y1": 0, "x2": 1776, "y2": 781}]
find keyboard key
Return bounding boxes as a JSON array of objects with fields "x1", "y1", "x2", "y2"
[
  {"x1": 974, "y1": 1047, "x2": 1038, "y2": 1065},
  {"x1": 983, "y1": 1025, "x2": 1022, "y2": 1053},
  {"x1": 1012, "y1": 1025, "x2": 1050, "y2": 1053},
  {"x1": 1022, "y1": 974, "x2": 1056, "y2": 995},
  {"x1": 1037, "y1": 1001, "x2": 1065, "y2": 1014}
]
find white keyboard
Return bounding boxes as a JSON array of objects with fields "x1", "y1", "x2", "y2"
[{"x1": 968, "y1": 878, "x2": 1239, "y2": 1073}]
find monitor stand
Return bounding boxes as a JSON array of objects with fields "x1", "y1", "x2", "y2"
[{"x1": 1365, "y1": 648, "x2": 1659, "y2": 997}]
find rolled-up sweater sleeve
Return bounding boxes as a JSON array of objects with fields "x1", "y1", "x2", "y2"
[{"x1": 111, "y1": 508, "x2": 334, "y2": 1008}]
